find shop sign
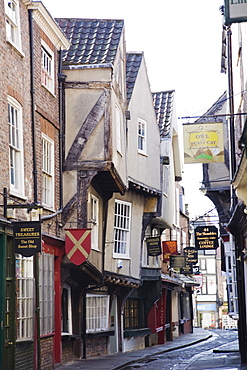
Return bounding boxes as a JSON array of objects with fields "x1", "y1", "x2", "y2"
[
  {"x1": 170, "y1": 255, "x2": 186, "y2": 268},
  {"x1": 193, "y1": 266, "x2": 200, "y2": 274},
  {"x1": 184, "y1": 247, "x2": 198, "y2": 264},
  {"x1": 146, "y1": 236, "x2": 161, "y2": 256},
  {"x1": 194, "y1": 226, "x2": 219, "y2": 250},
  {"x1": 65, "y1": 228, "x2": 91, "y2": 265},
  {"x1": 225, "y1": 0, "x2": 247, "y2": 25},
  {"x1": 180, "y1": 263, "x2": 193, "y2": 275},
  {"x1": 197, "y1": 303, "x2": 216, "y2": 311},
  {"x1": 183, "y1": 122, "x2": 224, "y2": 164},
  {"x1": 162, "y1": 240, "x2": 178, "y2": 261},
  {"x1": 13, "y1": 221, "x2": 41, "y2": 257}
]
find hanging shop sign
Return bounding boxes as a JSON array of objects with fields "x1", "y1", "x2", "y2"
[
  {"x1": 184, "y1": 247, "x2": 198, "y2": 265},
  {"x1": 180, "y1": 263, "x2": 193, "y2": 275},
  {"x1": 193, "y1": 266, "x2": 200, "y2": 275},
  {"x1": 194, "y1": 226, "x2": 219, "y2": 250},
  {"x1": 13, "y1": 221, "x2": 41, "y2": 257},
  {"x1": 146, "y1": 236, "x2": 161, "y2": 256},
  {"x1": 183, "y1": 122, "x2": 224, "y2": 164},
  {"x1": 170, "y1": 255, "x2": 186, "y2": 268},
  {"x1": 65, "y1": 228, "x2": 91, "y2": 265},
  {"x1": 224, "y1": 0, "x2": 247, "y2": 25},
  {"x1": 162, "y1": 240, "x2": 178, "y2": 261}
]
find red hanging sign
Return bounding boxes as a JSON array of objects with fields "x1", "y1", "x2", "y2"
[
  {"x1": 162, "y1": 240, "x2": 178, "y2": 261},
  {"x1": 64, "y1": 228, "x2": 91, "y2": 265}
]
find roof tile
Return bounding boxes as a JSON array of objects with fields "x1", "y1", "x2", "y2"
[
  {"x1": 152, "y1": 91, "x2": 175, "y2": 137},
  {"x1": 56, "y1": 18, "x2": 124, "y2": 65},
  {"x1": 126, "y1": 52, "x2": 143, "y2": 103}
]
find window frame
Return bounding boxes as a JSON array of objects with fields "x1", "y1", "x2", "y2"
[
  {"x1": 16, "y1": 255, "x2": 34, "y2": 340},
  {"x1": 89, "y1": 194, "x2": 99, "y2": 251},
  {"x1": 61, "y1": 284, "x2": 72, "y2": 335},
  {"x1": 86, "y1": 294, "x2": 110, "y2": 333},
  {"x1": 124, "y1": 298, "x2": 139, "y2": 330},
  {"x1": 39, "y1": 253, "x2": 54, "y2": 335},
  {"x1": 8, "y1": 96, "x2": 25, "y2": 197},
  {"x1": 115, "y1": 103, "x2": 122, "y2": 154},
  {"x1": 4, "y1": 0, "x2": 22, "y2": 52},
  {"x1": 113, "y1": 200, "x2": 131, "y2": 258},
  {"x1": 138, "y1": 118, "x2": 147, "y2": 155},
  {"x1": 42, "y1": 133, "x2": 54, "y2": 209},
  {"x1": 41, "y1": 40, "x2": 54, "y2": 94}
]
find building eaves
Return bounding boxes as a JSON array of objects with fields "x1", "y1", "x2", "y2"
[
  {"x1": 126, "y1": 52, "x2": 143, "y2": 103},
  {"x1": 128, "y1": 177, "x2": 161, "y2": 197},
  {"x1": 152, "y1": 90, "x2": 175, "y2": 138},
  {"x1": 55, "y1": 18, "x2": 124, "y2": 66},
  {"x1": 161, "y1": 273, "x2": 182, "y2": 286},
  {"x1": 29, "y1": 2, "x2": 70, "y2": 50}
]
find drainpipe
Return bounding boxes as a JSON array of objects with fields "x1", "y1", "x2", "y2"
[
  {"x1": 58, "y1": 50, "x2": 66, "y2": 210},
  {"x1": 28, "y1": 9, "x2": 40, "y2": 370},
  {"x1": 28, "y1": 9, "x2": 38, "y2": 204}
]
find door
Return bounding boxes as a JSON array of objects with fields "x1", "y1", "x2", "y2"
[
  {"x1": 4, "y1": 235, "x2": 15, "y2": 370},
  {"x1": 109, "y1": 296, "x2": 118, "y2": 354}
]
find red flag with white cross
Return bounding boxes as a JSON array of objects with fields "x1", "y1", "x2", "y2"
[{"x1": 64, "y1": 228, "x2": 91, "y2": 265}]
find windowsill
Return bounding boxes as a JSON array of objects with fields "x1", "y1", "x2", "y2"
[
  {"x1": 6, "y1": 39, "x2": 25, "y2": 57},
  {"x1": 41, "y1": 83, "x2": 56, "y2": 98},
  {"x1": 124, "y1": 328, "x2": 151, "y2": 338},
  {"x1": 42, "y1": 204, "x2": 55, "y2": 212},
  {"x1": 86, "y1": 330, "x2": 114, "y2": 338},
  {"x1": 113, "y1": 254, "x2": 130, "y2": 260},
  {"x1": 91, "y1": 247, "x2": 100, "y2": 252},
  {"x1": 40, "y1": 333, "x2": 55, "y2": 339},
  {"x1": 61, "y1": 333, "x2": 80, "y2": 341},
  {"x1": 138, "y1": 150, "x2": 148, "y2": 157},
  {"x1": 9, "y1": 189, "x2": 27, "y2": 201},
  {"x1": 16, "y1": 338, "x2": 34, "y2": 343}
]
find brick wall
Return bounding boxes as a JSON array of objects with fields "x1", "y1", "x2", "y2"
[
  {"x1": 83, "y1": 336, "x2": 108, "y2": 357},
  {"x1": 40, "y1": 336, "x2": 54, "y2": 370},
  {"x1": 15, "y1": 341, "x2": 34, "y2": 370},
  {"x1": 62, "y1": 338, "x2": 74, "y2": 364}
]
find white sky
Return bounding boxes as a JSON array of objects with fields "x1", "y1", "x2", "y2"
[{"x1": 42, "y1": 0, "x2": 227, "y2": 219}]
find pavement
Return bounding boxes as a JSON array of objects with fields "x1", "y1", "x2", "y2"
[{"x1": 56, "y1": 328, "x2": 241, "y2": 370}]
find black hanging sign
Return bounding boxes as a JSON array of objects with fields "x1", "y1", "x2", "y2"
[
  {"x1": 180, "y1": 263, "x2": 193, "y2": 275},
  {"x1": 13, "y1": 221, "x2": 41, "y2": 257},
  {"x1": 194, "y1": 226, "x2": 219, "y2": 250},
  {"x1": 146, "y1": 236, "x2": 161, "y2": 256},
  {"x1": 184, "y1": 247, "x2": 198, "y2": 265},
  {"x1": 170, "y1": 255, "x2": 186, "y2": 268}
]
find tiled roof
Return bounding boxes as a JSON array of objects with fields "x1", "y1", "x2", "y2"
[
  {"x1": 126, "y1": 52, "x2": 143, "y2": 103},
  {"x1": 55, "y1": 18, "x2": 124, "y2": 65},
  {"x1": 152, "y1": 90, "x2": 175, "y2": 137}
]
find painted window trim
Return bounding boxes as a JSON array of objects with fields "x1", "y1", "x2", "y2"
[
  {"x1": 89, "y1": 194, "x2": 99, "y2": 251},
  {"x1": 4, "y1": 0, "x2": 23, "y2": 54},
  {"x1": 86, "y1": 294, "x2": 110, "y2": 333},
  {"x1": 41, "y1": 40, "x2": 55, "y2": 95},
  {"x1": 113, "y1": 199, "x2": 131, "y2": 258},
  {"x1": 8, "y1": 95, "x2": 25, "y2": 198},
  {"x1": 42, "y1": 133, "x2": 54, "y2": 210},
  {"x1": 137, "y1": 118, "x2": 147, "y2": 155},
  {"x1": 115, "y1": 104, "x2": 122, "y2": 155},
  {"x1": 61, "y1": 284, "x2": 72, "y2": 335}
]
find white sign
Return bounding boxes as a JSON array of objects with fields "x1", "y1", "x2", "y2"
[{"x1": 225, "y1": 0, "x2": 247, "y2": 24}]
